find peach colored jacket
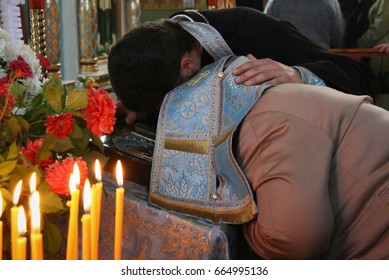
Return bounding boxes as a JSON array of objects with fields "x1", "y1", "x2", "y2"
[{"x1": 238, "y1": 84, "x2": 389, "y2": 259}]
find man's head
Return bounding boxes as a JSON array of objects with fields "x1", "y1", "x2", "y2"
[{"x1": 108, "y1": 19, "x2": 201, "y2": 116}]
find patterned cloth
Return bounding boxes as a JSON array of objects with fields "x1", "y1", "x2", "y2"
[{"x1": 57, "y1": 173, "x2": 239, "y2": 259}]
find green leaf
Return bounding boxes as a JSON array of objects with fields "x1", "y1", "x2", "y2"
[
  {"x1": 43, "y1": 78, "x2": 63, "y2": 113},
  {"x1": 72, "y1": 111, "x2": 85, "y2": 120},
  {"x1": 65, "y1": 89, "x2": 88, "y2": 110},
  {"x1": 90, "y1": 134, "x2": 105, "y2": 153},
  {"x1": 10, "y1": 82, "x2": 26, "y2": 99},
  {"x1": 76, "y1": 136, "x2": 90, "y2": 153},
  {"x1": 30, "y1": 92, "x2": 45, "y2": 109},
  {"x1": 0, "y1": 175, "x2": 10, "y2": 183},
  {"x1": 40, "y1": 190, "x2": 67, "y2": 213},
  {"x1": 14, "y1": 115, "x2": 30, "y2": 131},
  {"x1": 9, "y1": 164, "x2": 31, "y2": 186},
  {"x1": 4, "y1": 116, "x2": 22, "y2": 141},
  {"x1": 36, "y1": 135, "x2": 56, "y2": 162},
  {"x1": 0, "y1": 160, "x2": 17, "y2": 176},
  {"x1": 53, "y1": 137, "x2": 74, "y2": 152},
  {"x1": 23, "y1": 106, "x2": 47, "y2": 123},
  {"x1": 0, "y1": 188, "x2": 12, "y2": 204},
  {"x1": 42, "y1": 218, "x2": 63, "y2": 257},
  {"x1": 6, "y1": 142, "x2": 19, "y2": 161},
  {"x1": 70, "y1": 123, "x2": 83, "y2": 139}
]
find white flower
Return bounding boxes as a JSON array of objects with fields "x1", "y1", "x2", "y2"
[{"x1": 0, "y1": 27, "x2": 43, "y2": 95}]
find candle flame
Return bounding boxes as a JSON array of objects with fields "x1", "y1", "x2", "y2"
[
  {"x1": 18, "y1": 207, "x2": 27, "y2": 235},
  {"x1": 116, "y1": 160, "x2": 123, "y2": 187},
  {"x1": 83, "y1": 179, "x2": 91, "y2": 213},
  {"x1": 95, "y1": 159, "x2": 102, "y2": 182},
  {"x1": 30, "y1": 172, "x2": 36, "y2": 193},
  {"x1": 13, "y1": 180, "x2": 22, "y2": 205},
  {"x1": 0, "y1": 191, "x2": 3, "y2": 219},
  {"x1": 30, "y1": 192, "x2": 41, "y2": 233},
  {"x1": 69, "y1": 173, "x2": 76, "y2": 194},
  {"x1": 73, "y1": 162, "x2": 80, "y2": 187}
]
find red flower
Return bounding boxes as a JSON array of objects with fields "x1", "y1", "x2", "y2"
[
  {"x1": 0, "y1": 81, "x2": 15, "y2": 118},
  {"x1": 20, "y1": 138, "x2": 53, "y2": 168},
  {"x1": 44, "y1": 112, "x2": 76, "y2": 138},
  {"x1": 36, "y1": 54, "x2": 51, "y2": 68},
  {"x1": 8, "y1": 56, "x2": 33, "y2": 78},
  {"x1": 45, "y1": 157, "x2": 88, "y2": 196},
  {"x1": 83, "y1": 87, "x2": 116, "y2": 137}
]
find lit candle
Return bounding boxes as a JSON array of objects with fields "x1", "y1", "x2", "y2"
[
  {"x1": 15, "y1": 207, "x2": 27, "y2": 260},
  {"x1": 114, "y1": 160, "x2": 124, "y2": 260},
  {"x1": 30, "y1": 172, "x2": 36, "y2": 193},
  {"x1": 82, "y1": 179, "x2": 91, "y2": 260},
  {"x1": 11, "y1": 180, "x2": 22, "y2": 260},
  {"x1": 66, "y1": 164, "x2": 80, "y2": 260},
  {"x1": 30, "y1": 191, "x2": 43, "y2": 260},
  {"x1": 29, "y1": 0, "x2": 44, "y2": 9},
  {"x1": 0, "y1": 192, "x2": 3, "y2": 260},
  {"x1": 91, "y1": 159, "x2": 102, "y2": 260}
]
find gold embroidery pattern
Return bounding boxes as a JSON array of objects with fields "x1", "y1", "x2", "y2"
[{"x1": 188, "y1": 69, "x2": 210, "y2": 86}]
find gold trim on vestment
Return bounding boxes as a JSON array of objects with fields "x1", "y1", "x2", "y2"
[
  {"x1": 149, "y1": 193, "x2": 257, "y2": 224},
  {"x1": 164, "y1": 130, "x2": 232, "y2": 153}
]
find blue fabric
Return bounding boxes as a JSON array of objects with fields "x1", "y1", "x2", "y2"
[{"x1": 150, "y1": 56, "x2": 271, "y2": 224}]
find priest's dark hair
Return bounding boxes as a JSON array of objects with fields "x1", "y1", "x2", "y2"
[{"x1": 108, "y1": 20, "x2": 196, "y2": 115}]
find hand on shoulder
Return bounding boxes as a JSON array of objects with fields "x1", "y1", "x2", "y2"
[
  {"x1": 374, "y1": 42, "x2": 389, "y2": 54},
  {"x1": 232, "y1": 54, "x2": 302, "y2": 86}
]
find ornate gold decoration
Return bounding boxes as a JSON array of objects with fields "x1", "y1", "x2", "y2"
[
  {"x1": 29, "y1": 2, "x2": 47, "y2": 78},
  {"x1": 79, "y1": 0, "x2": 99, "y2": 73},
  {"x1": 45, "y1": 0, "x2": 61, "y2": 79}
]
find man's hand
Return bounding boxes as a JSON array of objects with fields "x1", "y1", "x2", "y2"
[
  {"x1": 374, "y1": 43, "x2": 389, "y2": 54},
  {"x1": 116, "y1": 101, "x2": 139, "y2": 125},
  {"x1": 232, "y1": 54, "x2": 302, "y2": 86}
]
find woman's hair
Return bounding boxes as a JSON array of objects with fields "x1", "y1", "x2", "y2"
[{"x1": 108, "y1": 20, "x2": 196, "y2": 114}]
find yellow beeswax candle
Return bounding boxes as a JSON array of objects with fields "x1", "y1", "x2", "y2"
[
  {"x1": 0, "y1": 191, "x2": 3, "y2": 260},
  {"x1": 114, "y1": 160, "x2": 124, "y2": 260},
  {"x1": 90, "y1": 185, "x2": 97, "y2": 259},
  {"x1": 11, "y1": 180, "x2": 22, "y2": 260},
  {"x1": 15, "y1": 207, "x2": 27, "y2": 260},
  {"x1": 114, "y1": 187, "x2": 124, "y2": 260},
  {"x1": 30, "y1": 191, "x2": 43, "y2": 260},
  {"x1": 66, "y1": 172, "x2": 80, "y2": 260},
  {"x1": 82, "y1": 179, "x2": 91, "y2": 260},
  {"x1": 91, "y1": 159, "x2": 103, "y2": 260},
  {"x1": 0, "y1": 220, "x2": 2, "y2": 261},
  {"x1": 30, "y1": 172, "x2": 36, "y2": 193}
]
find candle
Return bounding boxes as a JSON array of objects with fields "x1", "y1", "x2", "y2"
[
  {"x1": 29, "y1": 0, "x2": 44, "y2": 9},
  {"x1": 114, "y1": 160, "x2": 124, "y2": 260},
  {"x1": 11, "y1": 180, "x2": 22, "y2": 260},
  {"x1": 30, "y1": 191, "x2": 43, "y2": 260},
  {"x1": 15, "y1": 207, "x2": 27, "y2": 260},
  {"x1": 82, "y1": 179, "x2": 91, "y2": 260},
  {"x1": 91, "y1": 159, "x2": 102, "y2": 259},
  {"x1": 30, "y1": 172, "x2": 36, "y2": 193},
  {"x1": 66, "y1": 169, "x2": 80, "y2": 260},
  {"x1": 0, "y1": 192, "x2": 3, "y2": 260}
]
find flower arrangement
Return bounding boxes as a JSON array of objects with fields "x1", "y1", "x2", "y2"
[{"x1": 0, "y1": 27, "x2": 117, "y2": 259}]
